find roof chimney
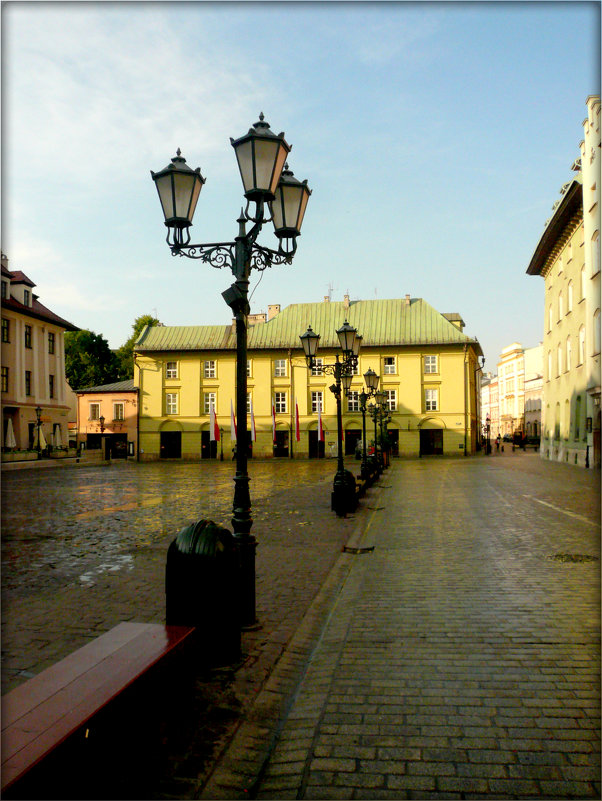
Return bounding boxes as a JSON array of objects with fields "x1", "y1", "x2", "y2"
[
  {"x1": 324, "y1": 296, "x2": 330, "y2": 303},
  {"x1": 343, "y1": 293, "x2": 350, "y2": 310},
  {"x1": 267, "y1": 304, "x2": 281, "y2": 320},
  {"x1": 405, "y1": 294, "x2": 411, "y2": 306}
]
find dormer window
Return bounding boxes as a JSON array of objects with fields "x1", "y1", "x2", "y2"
[
  {"x1": 23, "y1": 289, "x2": 30, "y2": 306},
  {"x1": 1, "y1": 281, "x2": 7, "y2": 299}
]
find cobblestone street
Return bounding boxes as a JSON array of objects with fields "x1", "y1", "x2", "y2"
[{"x1": 2, "y1": 453, "x2": 600, "y2": 799}]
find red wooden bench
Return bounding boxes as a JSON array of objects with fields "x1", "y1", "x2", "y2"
[{"x1": 1, "y1": 621, "x2": 195, "y2": 799}]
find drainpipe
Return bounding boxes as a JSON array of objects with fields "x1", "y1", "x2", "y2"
[
  {"x1": 464, "y1": 345, "x2": 468, "y2": 456},
  {"x1": 288, "y1": 349, "x2": 294, "y2": 459}
]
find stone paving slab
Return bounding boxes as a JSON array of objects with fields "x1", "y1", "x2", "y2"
[{"x1": 202, "y1": 456, "x2": 600, "y2": 800}]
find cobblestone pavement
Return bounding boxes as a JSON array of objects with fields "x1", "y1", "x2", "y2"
[
  {"x1": 1, "y1": 457, "x2": 362, "y2": 795},
  {"x1": 202, "y1": 454, "x2": 601, "y2": 800}
]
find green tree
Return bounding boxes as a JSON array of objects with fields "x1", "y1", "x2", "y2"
[
  {"x1": 64, "y1": 330, "x2": 119, "y2": 389},
  {"x1": 114, "y1": 314, "x2": 161, "y2": 380}
]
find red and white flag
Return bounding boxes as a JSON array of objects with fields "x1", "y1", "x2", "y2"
[
  {"x1": 209, "y1": 403, "x2": 220, "y2": 442},
  {"x1": 295, "y1": 397, "x2": 300, "y2": 442},
  {"x1": 250, "y1": 397, "x2": 256, "y2": 442},
  {"x1": 230, "y1": 400, "x2": 237, "y2": 442},
  {"x1": 272, "y1": 402, "x2": 277, "y2": 442},
  {"x1": 318, "y1": 406, "x2": 325, "y2": 442}
]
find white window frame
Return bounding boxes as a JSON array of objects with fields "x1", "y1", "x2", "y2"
[
  {"x1": 558, "y1": 292, "x2": 563, "y2": 320},
  {"x1": 424, "y1": 355, "x2": 438, "y2": 374},
  {"x1": 204, "y1": 360, "x2": 216, "y2": 379},
  {"x1": 166, "y1": 393, "x2": 178, "y2": 415},
  {"x1": 566, "y1": 337, "x2": 572, "y2": 371},
  {"x1": 311, "y1": 391, "x2": 323, "y2": 413},
  {"x1": 274, "y1": 392, "x2": 287, "y2": 414},
  {"x1": 384, "y1": 389, "x2": 397, "y2": 411},
  {"x1": 557, "y1": 344, "x2": 562, "y2": 376},
  {"x1": 89, "y1": 402, "x2": 100, "y2": 421},
  {"x1": 578, "y1": 326, "x2": 586, "y2": 364},
  {"x1": 274, "y1": 359, "x2": 287, "y2": 377},
  {"x1": 247, "y1": 360, "x2": 252, "y2": 378},
  {"x1": 567, "y1": 281, "x2": 573, "y2": 312},
  {"x1": 347, "y1": 391, "x2": 360, "y2": 412},
  {"x1": 425, "y1": 389, "x2": 438, "y2": 412},
  {"x1": 113, "y1": 402, "x2": 125, "y2": 421},
  {"x1": 594, "y1": 309, "x2": 601, "y2": 355},
  {"x1": 311, "y1": 357, "x2": 323, "y2": 376},
  {"x1": 166, "y1": 361, "x2": 178, "y2": 379},
  {"x1": 204, "y1": 392, "x2": 217, "y2": 414},
  {"x1": 383, "y1": 356, "x2": 396, "y2": 375}
]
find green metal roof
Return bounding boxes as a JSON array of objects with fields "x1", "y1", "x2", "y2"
[{"x1": 134, "y1": 298, "x2": 481, "y2": 354}]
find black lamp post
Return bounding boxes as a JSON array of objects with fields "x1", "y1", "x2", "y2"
[
  {"x1": 152, "y1": 114, "x2": 310, "y2": 628},
  {"x1": 99, "y1": 415, "x2": 105, "y2": 459},
  {"x1": 35, "y1": 406, "x2": 42, "y2": 455},
  {"x1": 485, "y1": 415, "x2": 491, "y2": 455},
  {"x1": 359, "y1": 368, "x2": 379, "y2": 481},
  {"x1": 300, "y1": 321, "x2": 361, "y2": 517}
]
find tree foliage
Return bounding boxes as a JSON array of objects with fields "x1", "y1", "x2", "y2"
[
  {"x1": 114, "y1": 315, "x2": 161, "y2": 380},
  {"x1": 64, "y1": 330, "x2": 119, "y2": 390}
]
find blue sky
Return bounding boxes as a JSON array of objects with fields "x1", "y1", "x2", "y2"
[{"x1": 2, "y1": 1, "x2": 599, "y2": 371}]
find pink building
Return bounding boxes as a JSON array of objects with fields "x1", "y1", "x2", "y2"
[{"x1": 75, "y1": 380, "x2": 138, "y2": 459}]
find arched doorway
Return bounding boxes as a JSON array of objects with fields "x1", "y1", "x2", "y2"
[{"x1": 419, "y1": 417, "x2": 445, "y2": 456}]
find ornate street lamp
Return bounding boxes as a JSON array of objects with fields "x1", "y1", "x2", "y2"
[
  {"x1": 359, "y1": 369, "x2": 379, "y2": 481},
  {"x1": 35, "y1": 406, "x2": 42, "y2": 455},
  {"x1": 485, "y1": 414, "x2": 491, "y2": 455},
  {"x1": 300, "y1": 322, "x2": 361, "y2": 517},
  {"x1": 152, "y1": 114, "x2": 311, "y2": 629}
]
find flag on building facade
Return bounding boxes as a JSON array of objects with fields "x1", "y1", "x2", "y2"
[
  {"x1": 250, "y1": 398, "x2": 256, "y2": 442},
  {"x1": 295, "y1": 397, "x2": 300, "y2": 442},
  {"x1": 272, "y1": 403, "x2": 277, "y2": 442},
  {"x1": 318, "y1": 407, "x2": 325, "y2": 442},
  {"x1": 230, "y1": 400, "x2": 237, "y2": 441},
  {"x1": 209, "y1": 404, "x2": 220, "y2": 441}
]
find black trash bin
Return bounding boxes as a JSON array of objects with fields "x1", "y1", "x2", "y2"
[{"x1": 165, "y1": 519, "x2": 241, "y2": 665}]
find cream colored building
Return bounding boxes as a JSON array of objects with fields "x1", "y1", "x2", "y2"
[
  {"x1": 1, "y1": 254, "x2": 78, "y2": 453},
  {"x1": 527, "y1": 96, "x2": 600, "y2": 468},
  {"x1": 497, "y1": 343, "x2": 525, "y2": 437},
  {"x1": 134, "y1": 296, "x2": 483, "y2": 461}
]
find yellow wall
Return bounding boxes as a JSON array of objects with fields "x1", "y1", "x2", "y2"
[{"x1": 135, "y1": 341, "x2": 481, "y2": 461}]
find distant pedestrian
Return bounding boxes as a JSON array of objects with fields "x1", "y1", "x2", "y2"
[{"x1": 495, "y1": 435, "x2": 500, "y2": 452}]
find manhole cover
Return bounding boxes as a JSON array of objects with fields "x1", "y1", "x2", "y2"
[{"x1": 549, "y1": 553, "x2": 599, "y2": 563}]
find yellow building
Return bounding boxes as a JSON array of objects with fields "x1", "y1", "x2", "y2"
[
  {"x1": 527, "y1": 96, "x2": 600, "y2": 468},
  {"x1": 134, "y1": 296, "x2": 483, "y2": 461},
  {"x1": 1, "y1": 254, "x2": 78, "y2": 455}
]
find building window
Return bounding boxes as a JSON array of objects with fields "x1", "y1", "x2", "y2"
[
  {"x1": 204, "y1": 360, "x2": 216, "y2": 379},
  {"x1": 581, "y1": 265, "x2": 586, "y2": 299},
  {"x1": 24, "y1": 289, "x2": 30, "y2": 306},
  {"x1": 1, "y1": 282, "x2": 6, "y2": 299},
  {"x1": 575, "y1": 396, "x2": 581, "y2": 439},
  {"x1": 311, "y1": 391, "x2": 323, "y2": 413},
  {"x1": 384, "y1": 389, "x2": 397, "y2": 411},
  {"x1": 24, "y1": 325, "x2": 32, "y2": 349},
  {"x1": 203, "y1": 392, "x2": 216, "y2": 414},
  {"x1": 48, "y1": 332, "x2": 55, "y2": 354},
  {"x1": 49, "y1": 374, "x2": 54, "y2": 399},
  {"x1": 594, "y1": 309, "x2": 601, "y2": 355},
  {"x1": 558, "y1": 292, "x2": 563, "y2": 320},
  {"x1": 383, "y1": 357, "x2": 396, "y2": 374},
  {"x1": 247, "y1": 360, "x2": 252, "y2": 377},
  {"x1": 166, "y1": 361, "x2": 178, "y2": 379},
  {"x1": 548, "y1": 305, "x2": 553, "y2": 332},
  {"x1": 247, "y1": 393, "x2": 252, "y2": 414},
  {"x1": 1, "y1": 366, "x2": 8, "y2": 393},
  {"x1": 274, "y1": 392, "x2": 287, "y2": 413},
  {"x1": 113, "y1": 402, "x2": 125, "y2": 421},
  {"x1": 425, "y1": 388, "x2": 438, "y2": 411},
  {"x1": 566, "y1": 337, "x2": 572, "y2": 371},
  {"x1": 557, "y1": 344, "x2": 562, "y2": 376},
  {"x1": 578, "y1": 326, "x2": 586, "y2": 364},
  {"x1": 274, "y1": 359, "x2": 287, "y2": 377},
  {"x1": 89, "y1": 402, "x2": 100, "y2": 420},
  {"x1": 25, "y1": 370, "x2": 31, "y2": 396},
  {"x1": 166, "y1": 393, "x2": 178, "y2": 415},
  {"x1": 347, "y1": 391, "x2": 360, "y2": 412},
  {"x1": 311, "y1": 357, "x2": 323, "y2": 376},
  {"x1": 547, "y1": 351, "x2": 552, "y2": 381},
  {"x1": 424, "y1": 355, "x2": 438, "y2": 374},
  {"x1": 1, "y1": 318, "x2": 9, "y2": 343},
  {"x1": 567, "y1": 281, "x2": 573, "y2": 312}
]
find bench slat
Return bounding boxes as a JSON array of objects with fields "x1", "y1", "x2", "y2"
[{"x1": 1, "y1": 622, "x2": 194, "y2": 791}]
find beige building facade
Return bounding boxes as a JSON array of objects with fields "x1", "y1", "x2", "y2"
[
  {"x1": 1, "y1": 254, "x2": 78, "y2": 455},
  {"x1": 527, "y1": 96, "x2": 600, "y2": 468}
]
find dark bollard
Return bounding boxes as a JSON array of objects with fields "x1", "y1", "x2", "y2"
[{"x1": 165, "y1": 519, "x2": 241, "y2": 666}]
